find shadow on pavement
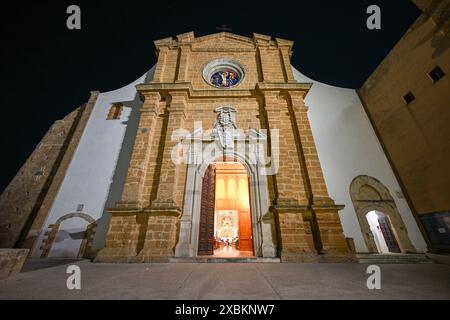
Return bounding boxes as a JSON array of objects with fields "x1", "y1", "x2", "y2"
[{"x1": 21, "y1": 258, "x2": 87, "y2": 273}]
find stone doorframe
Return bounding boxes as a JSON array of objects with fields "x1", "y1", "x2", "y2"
[
  {"x1": 175, "y1": 149, "x2": 277, "y2": 258},
  {"x1": 350, "y1": 175, "x2": 416, "y2": 253},
  {"x1": 40, "y1": 212, "x2": 97, "y2": 258}
]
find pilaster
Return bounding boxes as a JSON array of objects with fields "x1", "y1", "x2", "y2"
[
  {"x1": 152, "y1": 47, "x2": 169, "y2": 83},
  {"x1": 287, "y1": 91, "x2": 353, "y2": 261},
  {"x1": 94, "y1": 212, "x2": 141, "y2": 263},
  {"x1": 150, "y1": 91, "x2": 187, "y2": 212},
  {"x1": 116, "y1": 92, "x2": 162, "y2": 210},
  {"x1": 261, "y1": 90, "x2": 314, "y2": 261},
  {"x1": 287, "y1": 91, "x2": 333, "y2": 205},
  {"x1": 175, "y1": 32, "x2": 193, "y2": 83},
  {"x1": 276, "y1": 38, "x2": 296, "y2": 83}
]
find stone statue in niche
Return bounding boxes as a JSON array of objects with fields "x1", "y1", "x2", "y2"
[{"x1": 212, "y1": 106, "x2": 238, "y2": 149}]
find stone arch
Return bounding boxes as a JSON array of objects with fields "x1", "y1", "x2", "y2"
[
  {"x1": 350, "y1": 175, "x2": 416, "y2": 253},
  {"x1": 55, "y1": 212, "x2": 96, "y2": 225},
  {"x1": 41, "y1": 212, "x2": 97, "y2": 258},
  {"x1": 175, "y1": 149, "x2": 277, "y2": 258}
]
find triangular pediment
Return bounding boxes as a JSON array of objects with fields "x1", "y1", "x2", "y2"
[
  {"x1": 192, "y1": 32, "x2": 255, "y2": 49},
  {"x1": 153, "y1": 31, "x2": 294, "y2": 53}
]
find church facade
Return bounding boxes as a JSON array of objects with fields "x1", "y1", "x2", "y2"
[{"x1": 0, "y1": 32, "x2": 427, "y2": 262}]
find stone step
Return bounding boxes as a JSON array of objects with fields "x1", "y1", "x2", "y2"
[
  {"x1": 355, "y1": 253, "x2": 433, "y2": 264},
  {"x1": 169, "y1": 257, "x2": 281, "y2": 263},
  {"x1": 426, "y1": 253, "x2": 450, "y2": 265}
]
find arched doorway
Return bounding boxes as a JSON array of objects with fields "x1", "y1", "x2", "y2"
[
  {"x1": 41, "y1": 213, "x2": 97, "y2": 258},
  {"x1": 198, "y1": 162, "x2": 254, "y2": 257},
  {"x1": 365, "y1": 210, "x2": 400, "y2": 253},
  {"x1": 350, "y1": 175, "x2": 416, "y2": 253},
  {"x1": 175, "y1": 150, "x2": 277, "y2": 259}
]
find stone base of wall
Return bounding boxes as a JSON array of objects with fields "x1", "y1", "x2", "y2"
[
  {"x1": 94, "y1": 209, "x2": 180, "y2": 263},
  {"x1": 94, "y1": 248, "x2": 139, "y2": 263},
  {"x1": 280, "y1": 252, "x2": 356, "y2": 263},
  {"x1": 136, "y1": 213, "x2": 180, "y2": 263},
  {"x1": 94, "y1": 212, "x2": 141, "y2": 263},
  {"x1": 426, "y1": 253, "x2": 450, "y2": 265},
  {"x1": 95, "y1": 206, "x2": 353, "y2": 263},
  {"x1": 315, "y1": 207, "x2": 352, "y2": 255},
  {"x1": 0, "y1": 249, "x2": 29, "y2": 279},
  {"x1": 276, "y1": 206, "x2": 355, "y2": 263},
  {"x1": 277, "y1": 209, "x2": 316, "y2": 262}
]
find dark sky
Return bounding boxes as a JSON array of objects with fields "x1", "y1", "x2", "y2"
[{"x1": 0, "y1": 0, "x2": 420, "y2": 192}]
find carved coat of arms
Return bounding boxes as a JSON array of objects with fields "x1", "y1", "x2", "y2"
[{"x1": 212, "y1": 107, "x2": 237, "y2": 149}]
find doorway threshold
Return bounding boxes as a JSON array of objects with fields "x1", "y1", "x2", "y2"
[{"x1": 169, "y1": 256, "x2": 281, "y2": 263}]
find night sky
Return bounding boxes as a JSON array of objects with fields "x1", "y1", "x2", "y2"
[{"x1": 0, "y1": 0, "x2": 420, "y2": 192}]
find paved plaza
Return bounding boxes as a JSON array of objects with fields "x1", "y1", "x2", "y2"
[{"x1": 0, "y1": 259, "x2": 449, "y2": 300}]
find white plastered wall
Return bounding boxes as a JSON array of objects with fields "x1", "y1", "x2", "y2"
[
  {"x1": 292, "y1": 67, "x2": 427, "y2": 253},
  {"x1": 31, "y1": 68, "x2": 155, "y2": 258}
]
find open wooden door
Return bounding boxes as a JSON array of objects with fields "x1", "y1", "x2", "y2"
[
  {"x1": 198, "y1": 165, "x2": 216, "y2": 255},
  {"x1": 238, "y1": 211, "x2": 253, "y2": 252},
  {"x1": 378, "y1": 215, "x2": 401, "y2": 253},
  {"x1": 238, "y1": 176, "x2": 253, "y2": 252}
]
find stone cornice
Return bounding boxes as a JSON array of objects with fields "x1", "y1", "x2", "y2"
[
  {"x1": 256, "y1": 82, "x2": 312, "y2": 92},
  {"x1": 312, "y1": 204, "x2": 345, "y2": 211},
  {"x1": 108, "y1": 207, "x2": 182, "y2": 217},
  {"x1": 272, "y1": 204, "x2": 345, "y2": 213},
  {"x1": 137, "y1": 82, "x2": 253, "y2": 98},
  {"x1": 136, "y1": 82, "x2": 313, "y2": 99}
]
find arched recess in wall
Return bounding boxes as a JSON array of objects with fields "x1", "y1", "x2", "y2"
[
  {"x1": 41, "y1": 213, "x2": 97, "y2": 258},
  {"x1": 350, "y1": 175, "x2": 416, "y2": 253}
]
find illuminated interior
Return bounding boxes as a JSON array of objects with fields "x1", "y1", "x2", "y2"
[{"x1": 213, "y1": 162, "x2": 253, "y2": 257}]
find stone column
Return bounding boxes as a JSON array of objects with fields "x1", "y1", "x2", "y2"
[
  {"x1": 275, "y1": 38, "x2": 296, "y2": 83},
  {"x1": 95, "y1": 92, "x2": 161, "y2": 263},
  {"x1": 137, "y1": 91, "x2": 188, "y2": 262},
  {"x1": 261, "y1": 90, "x2": 315, "y2": 262},
  {"x1": 152, "y1": 47, "x2": 168, "y2": 83},
  {"x1": 253, "y1": 143, "x2": 277, "y2": 258},
  {"x1": 175, "y1": 45, "x2": 190, "y2": 83},
  {"x1": 175, "y1": 139, "x2": 201, "y2": 257},
  {"x1": 94, "y1": 212, "x2": 141, "y2": 263},
  {"x1": 288, "y1": 91, "x2": 353, "y2": 261},
  {"x1": 174, "y1": 162, "x2": 197, "y2": 257},
  {"x1": 287, "y1": 91, "x2": 331, "y2": 205},
  {"x1": 175, "y1": 32, "x2": 193, "y2": 84},
  {"x1": 116, "y1": 92, "x2": 161, "y2": 209},
  {"x1": 150, "y1": 91, "x2": 187, "y2": 211}
]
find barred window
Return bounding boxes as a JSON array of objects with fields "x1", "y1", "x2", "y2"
[
  {"x1": 107, "y1": 103, "x2": 123, "y2": 120},
  {"x1": 428, "y1": 66, "x2": 445, "y2": 83},
  {"x1": 403, "y1": 92, "x2": 415, "y2": 105}
]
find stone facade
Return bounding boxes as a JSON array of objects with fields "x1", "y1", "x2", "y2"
[
  {"x1": 95, "y1": 32, "x2": 353, "y2": 263},
  {"x1": 0, "y1": 92, "x2": 98, "y2": 250}
]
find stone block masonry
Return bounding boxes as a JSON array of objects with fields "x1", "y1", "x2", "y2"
[
  {"x1": 0, "y1": 249, "x2": 29, "y2": 280},
  {"x1": 96, "y1": 32, "x2": 353, "y2": 263}
]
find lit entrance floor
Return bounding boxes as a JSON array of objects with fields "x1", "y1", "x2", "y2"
[{"x1": 213, "y1": 246, "x2": 254, "y2": 258}]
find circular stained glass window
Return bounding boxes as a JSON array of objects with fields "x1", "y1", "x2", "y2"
[
  {"x1": 210, "y1": 70, "x2": 240, "y2": 88},
  {"x1": 202, "y1": 59, "x2": 244, "y2": 89}
]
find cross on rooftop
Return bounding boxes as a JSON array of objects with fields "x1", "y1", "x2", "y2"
[{"x1": 216, "y1": 24, "x2": 232, "y2": 32}]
